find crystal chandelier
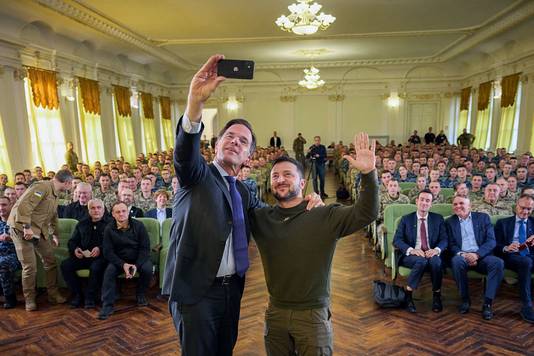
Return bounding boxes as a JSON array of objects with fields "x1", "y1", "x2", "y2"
[
  {"x1": 275, "y1": 0, "x2": 336, "y2": 35},
  {"x1": 299, "y1": 66, "x2": 325, "y2": 89}
]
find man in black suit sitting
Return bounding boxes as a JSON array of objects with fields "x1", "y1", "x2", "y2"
[
  {"x1": 118, "y1": 188, "x2": 143, "y2": 218},
  {"x1": 495, "y1": 194, "x2": 534, "y2": 323},
  {"x1": 393, "y1": 189, "x2": 448, "y2": 313}
]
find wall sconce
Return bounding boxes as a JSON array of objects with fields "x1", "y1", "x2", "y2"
[
  {"x1": 387, "y1": 91, "x2": 400, "y2": 107},
  {"x1": 226, "y1": 97, "x2": 239, "y2": 111},
  {"x1": 493, "y1": 80, "x2": 502, "y2": 99}
]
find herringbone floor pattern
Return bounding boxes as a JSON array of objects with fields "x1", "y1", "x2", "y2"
[{"x1": 1, "y1": 169, "x2": 533, "y2": 355}]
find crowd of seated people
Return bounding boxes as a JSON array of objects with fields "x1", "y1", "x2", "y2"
[
  {"x1": 333, "y1": 131, "x2": 534, "y2": 323},
  {"x1": 0, "y1": 142, "x2": 288, "y2": 317}
]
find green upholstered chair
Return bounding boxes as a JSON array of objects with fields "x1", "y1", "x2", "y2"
[
  {"x1": 382, "y1": 204, "x2": 417, "y2": 266},
  {"x1": 430, "y1": 204, "x2": 453, "y2": 217},
  {"x1": 490, "y1": 215, "x2": 512, "y2": 226},
  {"x1": 159, "y1": 218, "x2": 173, "y2": 288},
  {"x1": 441, "y1": 188, "x2": 454, "y2": 198},
  {"x1": 136, "y1": 218, "x2": 161, "y2": 268},
  {"x1": 399, "y1": 182, "x2": 416, "y2": 190}
]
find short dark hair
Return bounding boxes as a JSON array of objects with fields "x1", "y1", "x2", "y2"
[
  {"x1": 99, "y1": 173, "x2": 110, "y2": 180},
  {"x1": 272, "y1": 156, "x2": 304, "y2": 179},
  {"x1": 54, "y1": 169, "x2": 73, "y2": 183},
  {"x1": 217, "y1": 118, "x2": 256, "y2": 155},
  {"x1": 417, "y1": 189, "x2": 433, "y2": 199},
  {"x1": 517, "y1": 193, "x2": 534, "y2": 203}
]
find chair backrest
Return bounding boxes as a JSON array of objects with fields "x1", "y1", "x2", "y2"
[
  {"x1": 384, "y1": 204, "x2": 417, "y2": 234},
  {"x1": 401, "y1": 188, "x2": 412, "y2": 197},
  {"x1": 430, "y1": 204, "x2": 453, "y2": 217},
  {"x1": 441, "y1": 188, "x2": 454, "y2": 198},
  {"x1": 394, "y1": 216, "x2": 403, "y2": 231},
  {"x1": 161, "y1": 218, "x2": 173, "y2": 250},
  {"x1": 135, "y1": 218, "x2": 161, "y2": 265},
  {"x1": 490, "y1": 215, "x2": 513, "y2": 226},
  {"x1": 58, "y1": 218, "x2": 79, "y2": 245},
  {"x1": 399, "y1": 182, "x2": 416, "y2": 190}
]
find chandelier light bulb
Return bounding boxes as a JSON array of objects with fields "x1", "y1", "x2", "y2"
[{"x1": 276, "y1": 0, "x2": 336, "y2": 35}]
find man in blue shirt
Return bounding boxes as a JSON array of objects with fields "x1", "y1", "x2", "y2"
[
  {"x1": 446, "y1": 196, "x2": 504, "y2": 320},
  {"x1": 307, "y1": 136, "x2": 328, "y2": 199}
]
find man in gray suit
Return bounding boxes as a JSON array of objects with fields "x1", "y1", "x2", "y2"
[{"x1": 162, "y1": 55, "x2": 321, "y2": 355}]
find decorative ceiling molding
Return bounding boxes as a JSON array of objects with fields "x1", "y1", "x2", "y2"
[
  {"x1": 256, "y1": 57, "x2": 439, "y2": 70},
  {"x1": 34, "y1": 0, "x2": 196, "y2": 70}
]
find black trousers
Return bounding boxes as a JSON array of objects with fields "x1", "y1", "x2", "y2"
[
  {"x1": 101, "y1": 260, "x2": 153, "y2": 307},
  {"x1": 503, "y1": 253, "x2": 534, "y2": 308},
  {"x1": 400, "y1": 255, "x2": 443, "y2": 291},
  {"x1": 60, "y1": 256, "x2": 107, "y2": 301},
  {"x1": 170, "y1": 274, "x2": 244, "y2": 356}
]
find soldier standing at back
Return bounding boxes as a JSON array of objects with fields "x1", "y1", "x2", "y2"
[
  {"x1": 293, "y1": 133, "x2": 307, "y2": 168},
  {"x1": 457, "y1": 129, "x2": 475, "y2": 148},
  {"x1": 8, "y1": 169, "x2": 73, "y2": 311}
]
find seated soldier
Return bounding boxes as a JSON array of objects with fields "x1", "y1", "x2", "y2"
[
  {"x1": 378, "y1": 180, "x2": 410, "y2": 223},
  {"x1": 0, "y1": 196, "x2": 21, "y2": 308},
  {"x1": 408, "y1": 175, "x2": 427, "y2": 203},
  {"x1": 145, "y1": 190, "x2": 172, "y2": 225},
  {"x1": 447, "y1": 182, "x2": 469, "y2": 203},
  {"x1": 472, "y1": 183, "x2": 513, "y2": 216},
  {"x1": 3, "y1": 187, "x2": 16, "y2": 205},
  {"x1": 134, "y1": 177, "x2": 156, "y2": 213},
  {"x1": 495, "y1": 194, "x2": 534, "y2": 323},
  {"x1": 98, "y1": 202, "x2": 153, "y2": 320},
  {"x1": 469, "y1": 174, "x2": 484, "y2": 202},
  {"x1": 238, "y1": 165, "x2": 259, "y2": 202},
  {"x1": 60, "y1": 199, "x2": 110, "y2": 308},
  {"x1": 428, "y1": 181, "x2": 446, "y2": 204},
  {"x1": 13, "y1": 182, "x2": 27, "y2": 201},
  {"x1": 496, "y1": 177, "x2": 517, "y2": 212},
  {"x1": 119, "y1": 188, "x2": 144, "y2": 218},
  {"x1": 59, "y1": 182, "x2": 93, "y2": 220},
  {"x1": 393, "y1": 190, "x2": 448, "y2": 313}
]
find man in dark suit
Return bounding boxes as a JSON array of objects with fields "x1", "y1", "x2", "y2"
[
  {"x1": 495, "y1": 194, "x2": 534, "y2": 323},
  {"x1": 446, "y1": 195, "x2": 504, "y2": 320},
  {"x1": 118, "y1": 188, "x2": 143, "y2": 218},
  {"x1": 59, "y1": 182, "x2": 93, "y2": 220},
  {"x1": 145, "y1": 190, "x2": 172, "y2": 225},
  {"x1": 394, "y1": 189, "x2": 448, "y2": 313},
  {"x1": 162, "y1": 55, "x2": 266, "y2": 356},
  {"x1": 270, "y1": 131, "x2": 281, "y2": 148}
]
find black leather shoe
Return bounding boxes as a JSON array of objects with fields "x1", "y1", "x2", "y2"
[
  {"x1": 482, "y1": 304, "x2": 493, "y2": 320},
  {"x1": 136, "y1": 295, "x2": 148, "y2": 307},
  {"x1": 459, "y1": 301, "x2": 470, "y2": 314},
  {"x1": 98, "y1": 306, "x2": 114, "y2": 320},
  {"x1": 3, "y1": 294, "x2": 17, "y2": 309},
  {"x1": 321, "y1": 193, "x2": 329, "y2": 199},
  {"x1": 432, "y1": 294, "x2": 443, "y2": 313},
  {"x1": 520, "y1": 307, "x2": 534, "y2": 324},
  {"x1": 406, "y1": 300, "x2": 416, "y2": 313},
  {"x1": 69, "y1": 294, "x2": 82, "y2": 309}
]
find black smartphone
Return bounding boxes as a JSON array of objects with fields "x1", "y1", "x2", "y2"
[{"x1": 217, "y1": 59, "x2": 254, "y2": 80}]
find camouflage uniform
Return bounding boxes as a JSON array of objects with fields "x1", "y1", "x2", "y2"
[
  {"x1": 408, "y1": 187, "x2": 423, "y2": 203},
  {"x1": 472, "y1": 199, "x2": 512, "y2": 216},
  {"x1": 378, "y1": 193, "x2": 410, "y2": 222},
  {"x1": 432, "y1": 193, "x2": 446, "y2": 204},
  {"x1": 93, "y1": 187, "x2": 117, "y2": 212},
  {"x1": 134, "y1": 191, "x2": 156, "y2": 213},
  {"x1": 498, "y1": 191, "x2": 517, "y2": 213},
  {"x1": 468, "y1": 190, "x2": 484, "y2": 203},
  {"x1": 0, "y1": 221, "x2": 21, "y2": 297}
]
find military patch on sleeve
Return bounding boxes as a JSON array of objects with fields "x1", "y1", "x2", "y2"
[{"x1": 34, "y1": 191, "x2": 44, "y2": 198}]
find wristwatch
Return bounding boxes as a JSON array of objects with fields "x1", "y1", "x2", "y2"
[{"x1": 23, "y1": 224, "x2": 31, "y2": 229}]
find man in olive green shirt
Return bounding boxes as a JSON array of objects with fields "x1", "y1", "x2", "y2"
[
  {"x1": 251, "y1": 133, "x2": 378, "y2": 355},
  {"x1": 457, "y1": 129, "x2": 475, "y2": 148},
  {"x1": 8, "y1": 169, "x2": 73, "y2": 311}
]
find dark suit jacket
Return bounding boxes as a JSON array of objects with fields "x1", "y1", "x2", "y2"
[
  {"x1": 494, "y1": 215, "x2": 534, "y2": 257},
  {"x1": 162, "y1": 117, "x2": 263, "y2": 304},
  {"x1": 129, "y1": 206, "x2": 144, "y2": 218},
  {"x1": 445, "y1": 212, "x2": 496, "y2": 258},
  {"x1": 145, "y1": 208, "x2": 172, "y2": 219},
  {"x1": 270, "y1": 136, "x2": 281, "y2": 148},
  {"x1": 393, "y1": 212, "x2": 448, "y2": 257}
]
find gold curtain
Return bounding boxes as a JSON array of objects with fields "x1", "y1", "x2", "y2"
[
  {"x1": 501, "y1": 73, "x2": 520, "y2": 108},
  {"x1": 113, "y1": 85, "x2": 132, "y2": 117},
  {"x1": 460, "y1": 87, "x2": 471, "y2": 111},
  {"x1": 27, "y1": 67, "x2": 59, "y2": 110},
  {"x1": 160, "y1": 96, "x2": 171, "y2": 120},
  {"x1": 141, "y1": 92, "x2": 154, "y2": 119},
  {"x1": 78, "y1": 77, "x2": 101, "y2": 115},
  {"x1": 477, "y1": 81, "x2": 492, "y2": 111}
]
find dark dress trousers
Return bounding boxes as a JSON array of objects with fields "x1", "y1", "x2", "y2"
[
  {"x1": 393, "y1": 212, "x2": 448, "y2": 291},
  {"x1": 162, "y1": 118, "x2": 263, "y2": 356},
  {"x1": 495, "y1": 216, "x2": 534, "y2": 307},
  {"x1": 60, "y1": 216, "x2": 110, "y2": 301},
  {"x1": 446, "y1": 212, "x2": 504, "y2": 301}
]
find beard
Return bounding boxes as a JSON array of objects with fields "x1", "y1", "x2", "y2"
[{"x1": 273, "y1": 184, "x2": 300, "y2": 202}]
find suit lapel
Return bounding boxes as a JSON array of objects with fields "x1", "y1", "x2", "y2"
[
  {"x1": 472, "y1": 214, "x2": 483, "y2": 246},
  {"x1": 209, "y1": 164, "x2": 233, "y2": 211},
  {"x1": 453, "y1": 216, "x2": 462, "y2": 247},
  {"x1": 410, "y1": 213, "x2": 418, "y2": 247},
  {"x1": 507, "y1": 218, "x2": 516, "y2": 245}
]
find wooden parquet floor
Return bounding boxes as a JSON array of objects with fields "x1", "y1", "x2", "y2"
[{"x1": 1, "y1": 169, "x2": 534, "y2": 355}]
